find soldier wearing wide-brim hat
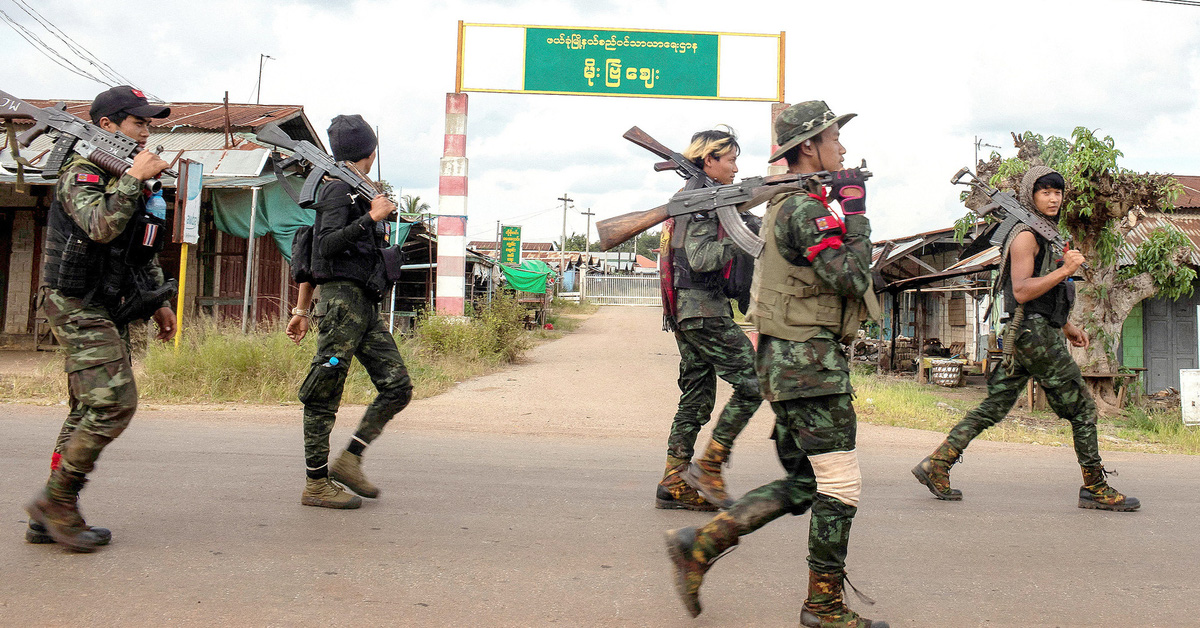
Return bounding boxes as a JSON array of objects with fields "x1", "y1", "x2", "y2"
[{"x1": 666, "y1": 100, "x2": 887, "y2": 628}]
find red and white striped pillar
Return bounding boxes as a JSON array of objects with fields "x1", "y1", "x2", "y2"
[{"x1": 437, "y1": 92, "x2": 468, "y2": 315}]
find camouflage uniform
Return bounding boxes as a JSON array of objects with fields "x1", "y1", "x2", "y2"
[
  {"x1": 658, "y1": 210, "x2": 763, "y2": 510},
  {"x1": 300, "y1": 280, "x2": 413, "y2": 471},
  {"x1": 740, "y1": 185, "x2": 873, "y2": 573},
  {"x1": 946, "y1": 315, "x2": 1098, "y2": 464},
  {"x1": 28, "y1": 155, "x2": 171, "y2": 549},
  {"x1": 667, "y1": 213, "x2": 762, "y2": 460},
  {"x1": 915, "y1": 166, "x2": 1136, "y2": 512},
  {"x1": 46, "y1": 157, "x2": 168, "y2": 476},
  {"x1": 299, "y1": 176, "x2": 412, "y2": 501}
]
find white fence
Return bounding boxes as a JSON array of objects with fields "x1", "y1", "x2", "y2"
[{"x1": 583, "y1": 274, "x2": 660, "y2": 306}]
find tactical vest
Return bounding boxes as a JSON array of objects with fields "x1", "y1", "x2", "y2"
[
  {"x1": 43, "y1": 158, "x2": 165, "y2": 303},
  {"x1": 746, "y1": 191, "x2": 879, "y2": 344},
  {"x1": 671, "y1": 213, "x2": 724, "y2": 293},
  {"x1": 1001, "y1": 228, "x2": 1072, "y2": 327}
]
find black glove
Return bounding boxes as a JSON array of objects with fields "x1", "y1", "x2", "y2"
[{"x1": 829, "y1": 168, "x2": 867, "y2": 215}]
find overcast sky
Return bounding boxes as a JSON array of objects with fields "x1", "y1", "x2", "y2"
[{"x1": 3, "y1": 0, "x2": 1198, "y2": 244}]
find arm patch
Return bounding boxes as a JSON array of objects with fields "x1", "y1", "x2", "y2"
[
  {"x1": 813, "y1": 215, "x2": 842, "y2": 233},
  {"x1": 75, "y1": 173, "x2": 101, "y2": 184}
]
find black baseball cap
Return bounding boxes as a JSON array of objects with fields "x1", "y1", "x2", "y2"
[{"x1": 89, "y1": 85, "x2": 171, "y2": 122}]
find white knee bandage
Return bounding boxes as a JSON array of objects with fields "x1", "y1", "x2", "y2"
[{"x1": 810, "y1": 449, "x2": 862, "y2": 507}]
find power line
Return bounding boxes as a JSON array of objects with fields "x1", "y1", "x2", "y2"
[
  {"x1": 1, "y1": 0, "x2": 161, "y2": 100},
  {"x1": 1142, "y1": 0, "x2": 1200, "y2": 5},
  {"x1": 0, "y1": 7, "x2": 108, "y2": 85}
]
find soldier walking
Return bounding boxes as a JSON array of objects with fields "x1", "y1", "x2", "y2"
[
  {"x1": 665, "y1": 101, "x2": 887, "y2": 627},
  {"x1": 26, "y1": 86, "x2": 175, "y2": 551},
  {"x1": 912, "y1": 166, "x2": 1139, "y2": 511},
  {"x1": 656, "y1": 127, "x2": 764, "y2": 511},
  {"x1": 285, "y1": 114, "x2": 413, "y2": 509}
]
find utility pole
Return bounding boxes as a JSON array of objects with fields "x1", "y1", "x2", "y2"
[
  {"x1": 580, "y1": 208, "x2": 594, "y2": 301},
  {"x1": 558, "y1": 193, "x2": 573, "y2": 292},
  {"x1": 256, "y1": 54, "x2": 275, "y2": 104}
]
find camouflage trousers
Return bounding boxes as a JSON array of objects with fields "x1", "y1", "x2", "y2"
[
  {"x1": 41, "y1": 288, "x2": 138, "y2": 477},
  {"x1": 300, "y1": 281, "x2": 413, "y2": 472},
  {"x1": 667, "y1": 316, "x2": 763, "y2": 460},
  {"x1": 947, "y1": 315, "x2": 1101, "y2": 466},
  {"x1": 716, "y1": 394, "x2": 860, "y2": 574}
]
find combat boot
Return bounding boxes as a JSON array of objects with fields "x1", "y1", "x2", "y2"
[
  {"x1": 25, "y1": 468, "x2": 103, "y2": 552},
  {"x1": 911, "y1": 440, "x2": 963, "y2": 501},
  {"x1": 683, "y1": 440, "x2": 734, "y2": 509},
  {"x1": 330, "y1": 450, "x2": 379, "y2": 498},
  {"x1": 1078, "y1": 464, "x2": 1140, "y2": 511},
  {"x1": 800, "y1": 570, "x2": 889, "y2": 628},
  {"x1": 665, "y1": 512, "x2": 740, "y2": 617},
  {"x1": 27, "y1": 520, "x2": 111, "y2": 545},
  {"x1": 301, "y1": 477, "x2": 363, "y2": 509},
  {"x1": 657, "y1": 456, "x2": 719, "y2": 511}
]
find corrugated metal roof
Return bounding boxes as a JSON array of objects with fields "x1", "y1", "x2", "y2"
[
  {"x1": 1118, "y1": 214, "x2": 1200, "y2": 266},
  {"x1": 18, "y1": 99, "x2": 303, "y2": 132},
  {"x1": 1176, "y1": 175, "x2": 1200, "y2": 208}
]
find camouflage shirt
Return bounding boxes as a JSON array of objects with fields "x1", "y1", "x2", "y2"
[
  {"x1": 756, "y1": 190, "x2": 872, "y2": 401},
  {"x1": 54, "y1": 156, "x2": 167, "y2": 290},
  {"x1": 675, "y1": 213, "x2": 735, "y2": 328}
]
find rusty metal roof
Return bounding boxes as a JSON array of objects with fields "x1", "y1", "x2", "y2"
[
  {"x1": 20, "y1": 98, "x2": 305, "y2": 132},
  {"x1": 1176, "y1": 175, "x2": 1200, "y2": 208},
  {"x1": 1119, "y1": 213, "x2": 1200, "y2": 266}
]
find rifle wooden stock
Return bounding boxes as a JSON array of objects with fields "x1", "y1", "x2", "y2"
[
  {"x1": 596, "y1": 203, "x2": 669, "y2": 251},
  {"x1": 623, "y1": 126, "x2": 674, "y2": 160}
]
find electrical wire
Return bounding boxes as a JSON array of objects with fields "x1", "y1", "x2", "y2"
[{"x1": 0, "y1": 7, "x2": 108, "y2": 86}]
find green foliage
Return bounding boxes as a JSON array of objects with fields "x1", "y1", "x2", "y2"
[
  {"x1": 989, "y1": 156, "x2": 1028, "y2": 188},
  {"x1": 1121, "y1": 227, "x2": 1198, "y2": 299},
  {"x1": 953, "y1": 211, "x2": 980, "y2": 242},
  {"x1": 413, "y1": 292, "x2": 530, "y2": 363}
]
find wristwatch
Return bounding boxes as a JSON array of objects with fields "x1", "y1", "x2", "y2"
[{"x1": 291, "y1": 307, "x2": 309, "y2": 316}]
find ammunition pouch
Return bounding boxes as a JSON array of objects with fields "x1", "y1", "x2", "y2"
[{"x1": 110, "y1": 270, "x2": 177, "y2": 327}]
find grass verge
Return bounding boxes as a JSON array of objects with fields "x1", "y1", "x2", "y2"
[
  {"x1": 851, "y1": 366, "x2": 1199, "y2": 455},
  {"x1": 5, "y1": 293, "x2": 584, "y2": 406}
]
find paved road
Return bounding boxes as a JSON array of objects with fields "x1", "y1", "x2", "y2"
[{"x1": 2, "y1": 306, "x2": 1198, "y2": 627}]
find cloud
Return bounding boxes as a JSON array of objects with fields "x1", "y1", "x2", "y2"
[{"x1": 5, "y1": 0, "x2": 1198, "y2": 246}]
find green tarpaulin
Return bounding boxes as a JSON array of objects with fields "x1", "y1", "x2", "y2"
[
  {"x1": 500, "y1": 259, "x2": 554, "y2": 293},
  {"x1": 210, "y1": 178, "x2": 412, "y2": 263}
]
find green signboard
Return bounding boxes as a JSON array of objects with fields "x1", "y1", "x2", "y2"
[
  {"x1": 500, "y1": 225, "x2": 522, "y2": 264},
  {"x1": 524, "y1": 27, "x2": 718, "y2": 98}
]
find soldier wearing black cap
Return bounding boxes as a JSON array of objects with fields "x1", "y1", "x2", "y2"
[
  {"x1": 25, "y1": 85, "x2": 174, "y2": 551},
  {"x1": 285, "y1": 114, "x2": 413, "y2": 509}
]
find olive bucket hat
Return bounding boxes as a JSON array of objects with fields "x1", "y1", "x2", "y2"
[{"x1": 769, "y1": 100, "x2": 855, "y2": 163}]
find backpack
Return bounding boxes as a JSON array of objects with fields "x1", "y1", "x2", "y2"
[
  {"x1": 290, "y1": 224, "x2": 316, "y2": 284},
  {"x1": 721, "y1": 213, "x2": 760, "y2": 314}
]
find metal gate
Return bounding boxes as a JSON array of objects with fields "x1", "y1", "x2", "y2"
[{"x1": 583, "y1": 274, "x2": 660, "y2": 306}]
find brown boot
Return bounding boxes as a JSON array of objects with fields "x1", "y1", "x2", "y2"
[
  {"x1": 301, "y1": 477, "x2": 363, "y2": 509},
  {"x1": 911, "y1": 440, "x2": 963, "y2": 501},
  {"x1": 330, "y1": 450, "x2": 379, "y2": 498},
  {"x1": 656, "y1": 455, "x2": 718, "y2": 511},
  {"x1": 664, "y1": 512, "x2": 740, "y2": 617},
  {"x1": 683, "y1": 440, "x2": 734, "y2": 509},
  {"x1": 25, "y1": 468, "x2": 103, "y2": 552},
  {"x1": 800, "y1": 570, "x2": 889, "y2": 628},
  {"x1": 1079, "y1": 465, "x2": 1140, "y2": 511}
]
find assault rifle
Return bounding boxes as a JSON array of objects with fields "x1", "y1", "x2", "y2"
[
  {"x1": 253, "y1": 121, "x2": 381, "y2": 208},
  {"x1": 598, "y1": 127, "x2": 871, "y2": 256},
  {"x1": 0, "y1": 89, "x2": 177, "y2": 193},
  {"x1": 950, "y1": 167, "x2": 1087, "y2": 270}
]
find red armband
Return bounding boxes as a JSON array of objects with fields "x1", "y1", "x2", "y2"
[{"x1": 806, "y1": 235, "x2": 845, "y2": 262}]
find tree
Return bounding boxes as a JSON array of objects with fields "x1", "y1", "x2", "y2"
[
  {"x1": 400, "y1": 193, "x2": 430, "y2": 216},
  {"x1": 562, "y1": 232, "x2": 595, "y2": 252},
  {"x1": 959, "y1": 128, "x2": 1192, "y2": 414}
]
